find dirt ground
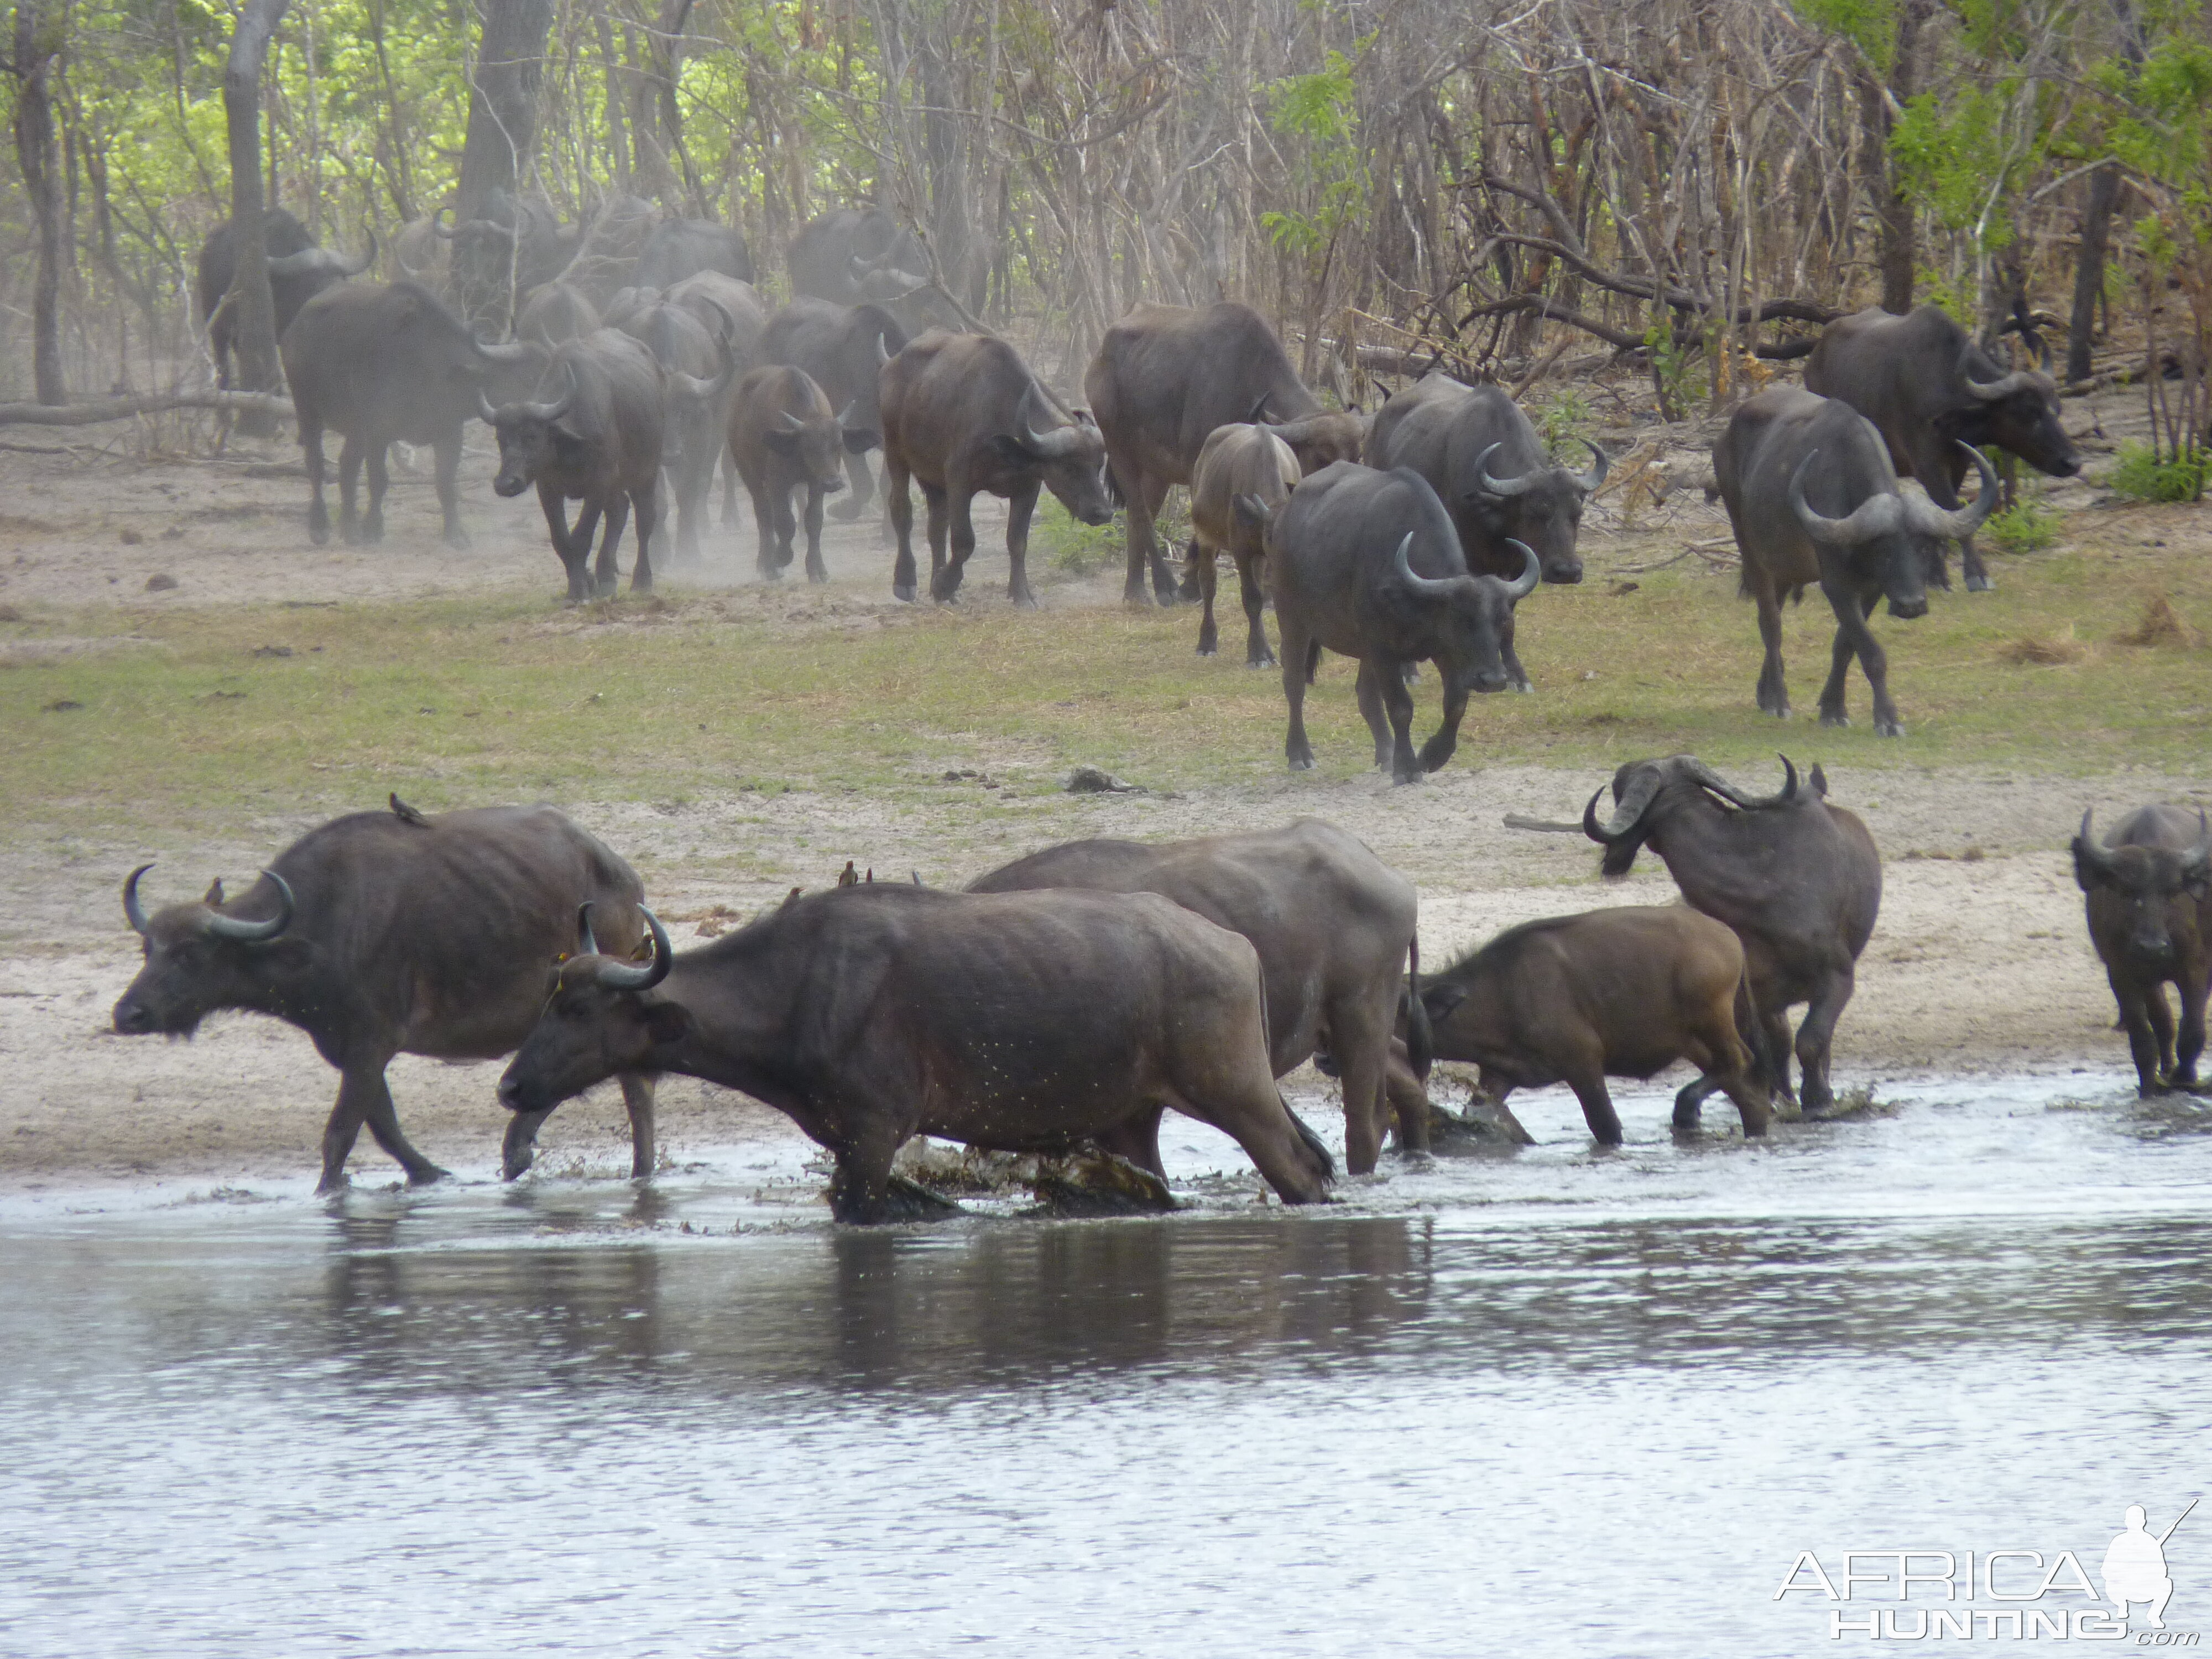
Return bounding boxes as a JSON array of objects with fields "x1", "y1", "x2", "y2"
[{"x1": 0, "y1": 382, "x2": 2203, "y2": 1194}]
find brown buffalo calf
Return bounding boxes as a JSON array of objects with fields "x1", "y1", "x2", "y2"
[{"x1": 1186, "y1": 422, "x2": 1301, "y2": 665}]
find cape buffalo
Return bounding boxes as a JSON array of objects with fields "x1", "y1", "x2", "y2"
[
  {"x1": 392, "y1": 212, "x2": 451, "y2": 289},
  {"x1": 2073, "y1": 806, "x2": 2211, "y2": 1098},
  {"x1": 1418, "y1": 907, "x2": 1770, "y2": 1145},
  {"x1": 880, "y1": 330, "x2": 1113, "y2": 604},
  {"x1": 281, "y1": 280, "x2": 536, "y2": 550},
  {"x1": 1085, "y1": 301, "x2": 1365, "y2": 606},
  {"x1": 1579, "y1": 753, "x2": 1880, "y2": 1114},
  {"x1": 968, "y1": 820, "x2": 1430, "y2": 1175},
  {"x1": 496, "y1": 884, "x2": 1338, "y2": 1223},
  {"x1": 111, "y1": 800, "x2": 659, "y2": 1192},
  {"x1": 1364, "y1": 373, "x2": 1604, "y2": 687},
  {"x1": 1187, "y1": 422, "x2": 1301, "y2": 664},
  {"x1": 1268, "y1": 462, "x2": 1538, "y2": 782},
  {"x1": 1715, "y1": 386, "x2": 1996, "y2": 736},
  {"x1": 1806, "y1": 305, "x2": 2082, "y2": 590},
  {"x1": 197, "y1": 207, "x2": 374, "y2": 390},
  {"x1": 787, "y1": 206, "x2": 928, "y2": 306},
  {"x1": 555, "y1": 192, "x2": 658, "y2": 306},
  {"x1": 618, "y1": 297, "x2": 738, "y2": 564},
  {"x1": 633, "y1": 218, "x2": 754, "y2": 290},
  {"x1": 666, "y1": 271, "x2": 771, "y2": 524},
  {"x1": 482, "y1": 329, "x2": 673, "y2": 603},
  {"x1": 726, "y1": 364, "x2": 860, "y2": 582},
  {"x1": 439, "y1": 190, "x2": 577, "y2": 322},
  {"x1": 759, "y1": 298, "x2": 911, "y2": 518},
  {"x1": 517, "y1": 280, "x2": 601, "y2": 348}
]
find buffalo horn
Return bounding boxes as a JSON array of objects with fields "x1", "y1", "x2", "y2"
[
  {"x1": 593, "y1": 907, "x2": 672, "y2": 992},
  {"x1": 1392, "y1": 532, "x2": 1454, "y2": 598},
  {"x1": 123, "y1": 863, "x2": 155, "y2": 936},
  {"x1": 2185, "y1": 810, "x2": 2212, "y2": 885},
  {"x1": 471, "y1": 336, "x2": 536, "y2": 366},
  {"x1": 1475, "y1": 442, "x2": 1536, "y2": 498},
  {"x1": 1788, "y1": 450, "x2": 1903, "y2": 545},
  {"x1": 1246, "y1": 396, "x2": 1272, "y2": 425},
  {"x1": 576, "y1": 901, "x2": 602, "y2": 959},
  {"x1": 1685, "y1": 754, "x2": 1798, "y2": 811},
  {"x1": 477, "y1": 389, "x2": 503, "y2": 425},
  {"x1": 776, "y1": 409, "x2": 806, "y2": 432},
  {"x1": 264, "y1": 248, "x2": 331, "y2": 279},
  {"x1": 875, "y1": 332, "x2": 895, "y2": 367},
  {"x1": 1501, "y1": 539, "x2": 1541, "y2": 601},
  {"x1": 2073, "y1": 810, "x2": 2120, "y2": 885},
  {"x1": 1964, "y1": 367, "x2": 2036, "y2": 401},
  {"x1": 338, "y1": 232, "x2": 377, "y2": 277},
  {"x1": 203, "y1": 870, "x2": 293, "y2": 942},
  {"x1": 1018, "y1": 383, "x2": 1087, "y2": 458},
  {"x1": 430, "y1": 207, "x2": 455, "y2": 241},
  {"x1": 834, "y1": 399, "x2": 858, "y2": 428},
  {"x1": 698, "y1": 295, "x2": 738, "y2": 346},
  {"x1": 1571, "y1": 439, "x2": 1609, "y2": 494},
  {"x1": 671, "y1": 370, "x2": 721, "y2": 403},
  {"x1": 1904, "y1": 442, "x2": 2001, "y2": 540},
  {"x1": 1583, "y1": 769, "x2": 1666, "y2": 844},
  {"x1": 525, "y1": 364, "x2": 578, "y2": 425}
]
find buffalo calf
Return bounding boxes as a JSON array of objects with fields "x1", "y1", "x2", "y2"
[
  {"x1": 726, "y1": 364, "x2": 860, "y2": 582},
  {"x1": 1187, "y1": 422, "x2": 1300, "y2": 664},
  {"x1": 2074, "y1": 806, "x2": 2211, "y2": 1097}
]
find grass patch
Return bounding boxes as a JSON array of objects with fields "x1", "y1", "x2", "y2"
[
  {"x1": 4, "y1": 532, "x2": 2210, "y2": 847},
  {"x1": 1984, "y1": 498, "x2": 2060, "y2": 556},
  {"x1": 2115, "y1": 592, "x2": 2206, "y2": 650},
  {"x1": 2108, "y1": 441, "x2": 2209, "y2": 504},
  {"x1": 1996, "y1": 623, "x2": 2092, "y2": 666}
]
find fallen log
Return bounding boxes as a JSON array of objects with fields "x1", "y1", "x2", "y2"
[{"x1": 0, "y1": 390, "x2": 291, "y2": 427}]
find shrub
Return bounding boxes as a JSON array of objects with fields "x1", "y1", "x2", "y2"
[
  {"x1": 2107, "y1": 441, "x2": 2209, "y2": 503},
  {"x1": 1535, "y1": 389, "x2": 1592, "y2": 453},
  {"x1": 1984, "y1": 498, "x2": 2059, "y2": 555}
]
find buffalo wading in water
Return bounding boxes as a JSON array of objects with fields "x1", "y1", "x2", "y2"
[
  {"x1": 1418, "y1": 907, "x2": 1771, "y2": 1145},
  {"x1": 1579, "y1": 754, "x2": 1881, "y2": 1115},
  {"x1": 2073, "y1": 806, "x2": 2211, "y2": 1098},
  {"x1": 1806, "y1": 304, "x2": 2083, "y2": 591},
  {"x1": 1186, "y1": 422, "x2": 1302, "y2": 664},
  {"x1": 725, "y1": 364, "x2": 863, "y2": 583},
  {"x1": 1266, "y1": 462, "x2": 1538, "y2": 782},
  {"x1": 482, "y1": 328, "x2": 674, "y2": 603},
  {"x1": 759, "y1": 298, "x2": 911, "y2": 520},
  {"x1": 1363, "y1": 372, "x2": 1605, "y2": 689},
  {"x1": 197, "y1": 207, "x2": 374, "y2": 392},
  {"x1": 968, "y1": 819, "x2": 1431, "y2": 1175},
  {"x1": 879, "y1": 330, "x2": 1113, "y2": 605},
  {"x1": 281, "y1": 280, "x2": 538, "y2": 551},
  {"x1": 110, "y1": 800, "x2": 661, "y2": 1192},
  {"x1": 496, "y1": 884, "x2": 1337, "y2": 1223},
  {"x1": 1085, "y1": 301, "x2": 1365, "y2": 606},
  {"x1": 1715, "y1": 385, "x2": 1997, "y2": 736}
]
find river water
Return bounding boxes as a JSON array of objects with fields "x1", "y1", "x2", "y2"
[{"x1": 4, "y1": 1070, "x2": 2210, "y2": 1657}]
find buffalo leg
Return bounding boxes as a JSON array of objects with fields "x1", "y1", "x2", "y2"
[
  {"x1": 1115, "y1": 458, "x2": 1157, "y2": 607},
  {"x1": 1235, "y1": 551, "x2": 1275, "y2": 667},
  {"x1": 886, "y1": 450, "x2": 919, "y2": 599},
  {"x1": 1681, "y1": 1012, "x2": 1772, "y2": 1138},
  {"x1": 2114, "y1": 976, "x2": 2171, "y2": 1095},
  {"x1": 2173, "y1": 967, "x2": 2207, "y2": 1089},
  {"x1": 1562, "y1": 1057, "x2": 1626, "y2": 1147},
  {"x1": 1372, "y1": 655, "x2": 1424, "y2": 781},
  {"x1": 1092, "y1": 1107, "x2": 1167, "y2": 1179},
  {"x1": 1354, "y1": 660, "x2": 1394, "y2": 770},
  {"x1": 302, "y1": 418, "x2": 332, "y2": 546},
  {"x1": 802, "y1": 482, "x2": 829, "y2": 583},
  {"x1": 1793, "y1": 969, "x2": 1855, "y2": 1114},
  {"x1": 829, "y1": 448, "x2": 876, "y2": 521},
  {"x1": 825, "y1": 1115, "x2": 929, "y2": 1224},
  {"x1": 722, "y1": 452, "x2": 740, "y2": 529},
  {"x1": 541, "y1": 484, "x2": 592, "y2": 603},
  {"x1": 1177, "y1": 536, "x2": 1204, "y2": 604},
  {"x1": 932, "y1": 482, "x2": 980, "y2": 603},
  {"x1": 362, "y1": 442, "x2": 390, "y2": 544},
  {"x1": 618, "y1": 486, "x2": 652, "y2": 594},
  {"x1": 747, "y1": 477, "x2": 781, "y2": 580},
  {"x1": 1194, "y1": 541, "x2": 1220, "y2": 655},
  {"x1": 1005, "y1": 482, "x2": 1039, "y2": 606},
  {"x1": 619, "y1": 1073, "x2": 658, "y2": 1177},
  {"x1": 1820, "y1": 581, "x2": 1903, "y2": 735},
  {"x1": 1280, "y1": 617, "x2": 1318, "y2": 771},
  {"x1": 1503, "y1": 638, "x2": 1535, "y2": 693},
  {"x1": 321, "y1": 1063, "x2": 445, "y2": 1193},
  {"x1": 1328, "y1": 986, "x2": 1399, "y2": 1176},
  {"x1": 1167, "y1": 1069, "x2": 1334, "y2": 1206},
  {"x1": 768, "y1": 482, "x2": 799, "y2": 574},
  {"x1": 434, "y1": 430, "x2": 468, "y2": 550},
  {"x1": 1418, "y1": 679, "x2": 1471, "y2": 778},
  {"x1": 337, "y1": 435, "x2": 365, "y2": 544},
  {"x1": 921, "y1": 483, "x2": 952, "y2": 597},
  {"x1": 2146, "y1": 981, "x2": 2179, "y2": 1080},
  {"x1": 1754, "y1": 586, "x2": 1792, "y2": 718}
]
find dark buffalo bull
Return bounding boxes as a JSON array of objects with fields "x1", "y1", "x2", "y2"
[
  {"x1": 1806, "y1": 304, "x2": 2082, "y2": 590},
  {"x1": 666, "y1": 271, "x2": 771, "y2": 525},
  {"x1": 969, "y1": 820, "x2": 1429, "y2": 1175},
  {"x1": 618, "y1": 297, "x2": 736, "y2": 565},
  {"x1": 483, "y1": 329, "x2": 668, "y2": 603},
  {"x1": 1579, "y1": 754, "x2": 1880, "y2": 1114},
  {"x1": 726, "y1": 364, "x2": 859, "y2": 583},
  {"x1": 1085, "y1": 301, "x2": 1365, "y2": 606},
  {"x1": 787, "y1": 206, "x2": 928, "y2": 306},
  {"x1": 517, "y1": 280, "x2": 601, "y2": 348},
  {"x1": 759, "y1": 298, "x2": 911, "y2": 518},
  {"x1": 633, "y1": 218, "x2": 754, "y2": 290},
  {"x1": 880, "y1": 330, "x2": 1113, "y2": 605},
  {"x1": 1364, "y1": 373, "x2": 1603, "y2": 688},
  {"x1": 1715, "y1": 386, "x2": 1996, "y2": 736},
  {"x1": 439, "y1": 190, "x2": 576, "y2": 322},
  {"x1": 111, "y1": 800, "x2": 659, "y2": 1192},
  {"x1": 496, "y1": 884, "x2": 1338, "y2": 1223},
  {"x1": 282, "y1": 280, "x2": 535, "y2": 550},
  {"x1": 1267, "y1": 462, "x2": 1537, "y2": 782},
  {"x1": 1187, "y1": 422, "x2": 1301, "y2": 665},
  {"x1": 196, "y1": 207, "x2": 374, "y2": 390},
  {"x1": 1418, "y1": 907, "x2": 1770, "y2": 1145},
  {"x1": 2073, "y1": 806, "x2": 2211, "y2": 1098}
]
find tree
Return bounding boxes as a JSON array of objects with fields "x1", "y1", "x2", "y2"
[
  {"x1": 9, "y1": 0, "x2": 67, "y2": 403},
  {"x1": 456, "y1": 0, "x2": 554, "y2": 219},
  {"x1": 220, "y1": 0, "x2": 291, "y2": 432}
]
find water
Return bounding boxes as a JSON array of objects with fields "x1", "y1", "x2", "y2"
[{"x1": 5, "y1": 1071, "x2": 2211, "y2": 1657}]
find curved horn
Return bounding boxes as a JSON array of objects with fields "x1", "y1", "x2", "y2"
[
  {"x1": 477, "y1": 389, "x2": 502, "y2": 425},
  {"x1": 471, "y1": 336, "x2": 536, "y2": 366},
  {"x1": 1684, "y1": 753, "x2": 1799, "y2": 811},
  {"x1": 1501, "y1": 538, "x2": 1541, "y2": 601},
  {"x1": 670, "y1": 369, "x2": 721, "y2": 403},
  {"x1": 1475, "y1": 442, "x2": 1537, "y2": 498},
  {"x1": 576, "y1": 901, "x2": 602, "y2": 959},
  {"x1": 265, "y1": 247, "x2": 333, "y2": 279},
  {"x1": 834, "y1": 398, "x2": 857, "y2": 427},
  {"x1": 2073, "y1": 810, "x2": 2121, "y2": 885},
  {"x1": 1965, "y1": 367, "x2": 2036, "y2": 402},
  {"x1": 1904, "y1": 442, "x2": 2001, "y2": 540},
  {"x1": 1571, "y1": 438, "x2": 1608, "y2": 494},
  {"x1": 2184, "y1": 810, "x2": 2212, "y2": 885},
  {"x1": 430, "y1": 207, "x2": 455, "y2": 240},
  {"x1": 875, "y1": 331, "x2": 894, "y2": 367},
  {"x1": 525, "y1": 363, "x2": 577, "y2": 425},
  {"x1": 1392, "y1": 532, "x2": 1454, "y2": 598},
  {"x1": 776, "y1": 408, "x2": 806, "y2": 432},
  {"x1": 337, "y1": 231, "x2": 377, "y2": 277},
  {"x1": 203, "y1": 870, "x2": 293, "y2": 942},
  {"x1": 123, "y1": 863, "x2": 155, "y2": 936},
  {"x1": 1246, "y1": 396, "x2": 1272, "y2": 425},
  {"x1": 593, "y1": 907, "x2": 672, "y2": 992},
  {"x1": 1788, "y1": 450, "x2": 1903, "y2": 545},
  {"x1": 1582, "y1": 769, "x2": 1666, "y2": 844},
  {"x1": 1018, "y1": 383, "x2": 1087, "y2": 458}
]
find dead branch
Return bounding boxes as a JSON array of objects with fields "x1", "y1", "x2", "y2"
[{"x1": 0, "y1": 391, "x2": 291, "y2": 427}]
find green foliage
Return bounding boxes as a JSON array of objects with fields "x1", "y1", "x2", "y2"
[
  {"x1": 1985, "y1": 497, "x2": 2060, "y2": 554},
  {"x1": 2108, "y1": 441, "x2": 2210, "y2": 503},
  {"x1": 1259, "y1": 51, "x2": 1364, "y2": 263},
  {"x1": 1914, "y1": 267, "x2": 1981, "y2": 326},
  {"x1": 1643, "y1": 319, "x2": 1694, "y2": 420},
  {"x1": 1793, "y1": 0, "x2": 1899, "y2": 73},
  {"x1": 1534, "y1": 389, "x2": 1591, "y2": 453}
]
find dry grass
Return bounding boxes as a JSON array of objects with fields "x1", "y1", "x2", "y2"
[
  {"x1": 2115, "y1": 592, "x2": 2207, "y2": 650},
  {"x1": 1997, "y1": 623, "x2": 2093, "y2": 666}
]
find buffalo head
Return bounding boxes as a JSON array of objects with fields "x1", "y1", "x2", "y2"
[
  {"x1": 112, "y1": 864, "x2": 300, "y2": 1037},
  {"x1": 1463, "y1": 439, "x2": 1605, "y2": 585},
  {"x1": 1960, "y1": 359, "x2": 2080, "y2": 480},
  {"x1": 2074, "y1": 809, "x2": 2211, "y2": 969},
  {"x1": 1006, "y1": 384, "x2": 1114, "y2": 526},
  {"x1": 498, "y1": 905, "x2": 679, "y2": 1114},
  {"x1": 1251, "y1": 398, "x2": 1367, "y2": 476},
  {"x1": 265, "y1": 233, "x2": 377, "y2": 285},
  {"x1": 768, "y1": 398, "x2": 857, "y2": 497},
  {"x1": 481, "y1": 366, "x2": 580, "y2": 497},
  {"x1": 1391, "y1": 532, "x2": 1540, "y2": 697},
  {"x1": 1788, "y1": 441, "x2": 1997, "y2": 618},
  {"x1": 1583, "y1": 754, "x2": 1805, "y2": 877}
]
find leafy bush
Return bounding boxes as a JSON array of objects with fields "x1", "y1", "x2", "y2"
[
  {"x1": 2108, "y1": 441, "x2": 2209, "y2": 503},
  {"x1": 1535, "y1": 389, "x2": 1592, "y2": 454},
  {"x1": 1984, "y1": 498, "x2": 2059, "y2": 555}
]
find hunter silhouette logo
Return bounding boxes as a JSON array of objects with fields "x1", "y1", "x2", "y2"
[{"x1": 2105, "y1": 1501, "x2": 2193, "y2": 1631}]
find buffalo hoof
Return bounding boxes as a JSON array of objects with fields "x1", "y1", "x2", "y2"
[
  {"x1": 443, "y1": 527, "x2": 472, "y2": 551},
  {"x1": 1874, "y1": 719, "x2": 1904, "y2": 738},
  {"x1": 1123, "y1": 592, "x2": 1155, "y2": 611},
  {"x1": 757, "y1": 564, "x2": 784, "y2": 583},
  {"x1": 1176, "y1": 571, "x2": 1203, "y2": 604},
  {"x1": 1029, "y1": 1151, "x2": 1177, "y2": 1217},
  {"x1": 893, "y1": 583, "x2": 917, "y2": 603},
  {"x1": 1288, "y1": 754, "x2": 1316, "y2": 772},
  {"x1": 1246, "y1": 654, "x2": 1277, "y2": 671},
  {"x1": 1010, "y1": 591, "x2": 1038, "y2": 610},
  {"x1": 1819, "y1": 711, "x2": 1850, "y2": 728},
  {"x1": 1966, "y1": 574, "x2": 1995, "y2": 592},
  {"x1": 362, "y1": 519, "x2": 385, "y2": 545},
  {"x1": 1197, "y1": 641, "x2": 1218, "y2": 658},
  {"x1": 837, "y1": 1174, "x2": 964, "y2": 1224},
  {"x1": 1514, "y1": 678, "x2": 1535, "y2": 694},
  {"x1": 807, "y1": 562, "x2": 828, "y2": 585},
  {"x1": 307, "y1": 519, "x2": 331, "y2": 547},
  {"x1": 406, "y1": 1164, "x2": 451, "y2": 1187}
]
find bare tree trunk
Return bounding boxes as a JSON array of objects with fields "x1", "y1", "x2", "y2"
[
  {"x1": 221, "y1": 0, "x2": 290, "y2": 432},
  {"x1": 1869, "y1": 0, "x2": 1930, "y2": 315},
  {"x1": 2068, "y1": 0, "x2": 2143, "y2": 382},
  {"x1": 11, "y1": 0, "x2": 66, "y2": 404},
  {"x1": 457, "y1": 0, "x2": 553, "y2": 218}
]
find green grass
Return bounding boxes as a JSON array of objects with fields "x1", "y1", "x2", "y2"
[
  {"x1": 2109, "y1": 441, "x2": 2209, "y2": 504},
  {"x1": 3, "y1": 535, "x2": 2208, "y2": 847}
]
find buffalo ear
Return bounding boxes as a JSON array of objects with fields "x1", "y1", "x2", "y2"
[
  {"x1": 643, "y1": 1001, "x2": 691, "y2": 1048},
  {"x1": 1421, "y1": 982, "x2": 1470, "y2": 1021},
  {"x1": 992, "y1": 434, "x2": 1032, "y2": 466},
  {"x1": 2069, "y1": 839, "x2": 2106, "y2": 895}
]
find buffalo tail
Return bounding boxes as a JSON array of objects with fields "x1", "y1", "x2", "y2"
[{"x1": 1404, "y1": 934, "x2": 1434, "y2": 1084}]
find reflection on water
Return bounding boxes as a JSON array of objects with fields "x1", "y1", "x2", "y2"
[{"x1": 3, "y1": 1072, "x2": 2210, "y2": 1657}]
